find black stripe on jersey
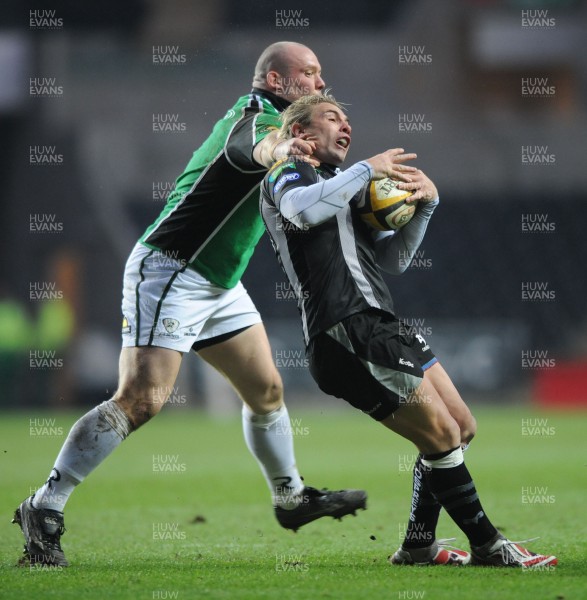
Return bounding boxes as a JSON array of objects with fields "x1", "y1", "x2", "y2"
[
  {"x1": 224, "y1": 95, "x2": 268, "y2": 173},
  {"x1": 188, "y1": 180, "x2": 260, "y2": 264},
  {"x1": 145, "y1": 148, "x2": 222, "y2": 241},
  {"x1": 144, "y1": 96, "x2": 272, "y2": 262},
  {"x1": 146, "y1": 103, "x2": 258, "y2": 244},
  {"x1": 145, "y1": 155, "x2": 264, "y2": 262},
  {"x1": 225, "y1": 113, "x2": 267, "y2": 174}
]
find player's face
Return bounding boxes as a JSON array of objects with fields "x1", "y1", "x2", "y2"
[
  {"x1": 277, "y1": 48, "x2": 325, "y2": 101},
  {"x1": 295, "y1": 103, "x2": 351, "y2": 165}
]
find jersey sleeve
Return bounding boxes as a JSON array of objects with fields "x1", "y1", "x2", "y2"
[
  {"x1": 225, "y1": 109, "x2": 280, "y2": 172},
  {"x1": 375, "y1": 198, "x2": 439, "y2": 275},
  {"x1": 265, "y1": 159, "x2": 319, "y2": 209},
  {"x1": 254, "y1": 112, "x2": 281, "y2": 145},
  {"x1": 269, "y1": 160, "x2": 373, "y2": 228}
]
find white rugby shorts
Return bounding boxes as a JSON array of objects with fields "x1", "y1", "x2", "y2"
[{"x1": 121, "y1": 243, "x2": 261, "y2": 352}]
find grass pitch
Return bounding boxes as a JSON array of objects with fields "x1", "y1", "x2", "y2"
[{"x1": 0, "y1": 405, "x2": 585, "y2": 599}]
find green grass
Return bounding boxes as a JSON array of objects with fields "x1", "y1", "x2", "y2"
[{"x1": 0, "y1": 406, "x2": 585, "y2": 599}]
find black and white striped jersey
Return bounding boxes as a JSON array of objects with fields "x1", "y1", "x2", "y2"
[{"x1": 261, "y1": 159, "x2": 396, "y2": 344}]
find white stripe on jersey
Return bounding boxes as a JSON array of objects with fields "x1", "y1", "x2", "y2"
[{"x1": 336, "y1": 207, "x2": 382, "y2": 309}]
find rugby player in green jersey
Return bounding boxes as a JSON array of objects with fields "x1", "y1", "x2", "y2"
[{"x1": 13, "y1": 42, "x2": 366, "y2": 567}]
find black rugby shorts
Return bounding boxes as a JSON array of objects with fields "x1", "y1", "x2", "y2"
[{"x1": 307, "y1": 310, "x2": 437, "y2": 421}]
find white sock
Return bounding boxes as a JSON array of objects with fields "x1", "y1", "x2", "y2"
[
  {"x1": 242, "y1": 404, "x2": 304, "y2": 509},
  {"x1": 32, "y1": 399, "x2": 132, "y2": 512}
]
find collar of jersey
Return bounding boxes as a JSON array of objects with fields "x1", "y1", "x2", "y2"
[
  {"x1": 317, "y1": 163, "x2": 340, "y2": 178},
  {"x1": 251, "y1": 88, "x2": 292, "y2": 112}
]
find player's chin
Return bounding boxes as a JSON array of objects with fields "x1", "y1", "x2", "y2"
[{"x1": 333, "y1": 146, "x2": 349, "y2": 162}]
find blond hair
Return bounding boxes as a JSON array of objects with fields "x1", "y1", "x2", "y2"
[{"x1": 278, "y1": 93, "x2": 344, "y2": 139}]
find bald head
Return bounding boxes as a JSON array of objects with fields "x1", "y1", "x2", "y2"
[
  {"x1": 252, "y1": 41, "x2": 325, "y2": 102},
  {"x1": 253, "y1": 42, "x2": 306, "y2": 84}
]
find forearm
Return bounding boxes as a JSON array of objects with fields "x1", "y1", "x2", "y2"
[
  {"x1": 375, "y1": 198, "x2": 439, "y2": 274},
  {"x1": 280, "y1": 161, "x2": 373, "y2": 228}
]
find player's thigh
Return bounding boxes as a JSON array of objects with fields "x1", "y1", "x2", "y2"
[
  {"x1": 196, "y1": 323, "x2": 283, "y2": 413},
  {"x1": 401, "y1": 322, "x2": 476, "y2": 444},
  {"x1": 115, "y1": 346, "x2": 183, "y2": 418},
  {"x1": 424, "y1": 362, "x2": 477, "y2": 442}
]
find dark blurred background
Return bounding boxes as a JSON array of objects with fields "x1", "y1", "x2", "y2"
[{"x1": 2, "y1": 0, "x2": 586, "y2": 412}]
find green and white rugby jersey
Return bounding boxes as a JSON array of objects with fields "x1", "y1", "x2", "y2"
[{"x1": 141, "y1": 89, "x2": 289, "y2": 289}]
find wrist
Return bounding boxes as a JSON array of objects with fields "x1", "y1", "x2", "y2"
[{"x1": 270, "y1": 139, "x2": 286, "y2": 161}]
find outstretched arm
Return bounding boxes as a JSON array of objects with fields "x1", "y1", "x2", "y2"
[
  {"x1": 280, "y1": 161, "x2": 372, "y2": 228},
  {"x1": 278, "y1": 148, "x2": 419, "y2": 228},
  {"x1": 376, "y1": 169, "x2": 439, "y2": 274},
  {"x1": 375, "y1": 199, "x2": 439, "y2": 274}
]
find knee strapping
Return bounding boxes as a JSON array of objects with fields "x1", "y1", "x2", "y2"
[
  {"x1": 242, "y1": 404, "x2": 285, "y2": 430},
  {"x1": 97, "y1": 399, "x2": 133, "y2": 438}
]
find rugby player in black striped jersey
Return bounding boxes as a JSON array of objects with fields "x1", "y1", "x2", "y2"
[{"x1": 261, "y1": 94, "x2": 556, "y2": 568}]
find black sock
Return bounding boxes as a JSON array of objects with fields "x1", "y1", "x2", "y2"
[
  {"x1": 403, "y1": 455, "x2": 442, "y2": 549},
  {"x1": 422, "y1": 447, "x2": 498, "y2": 547}
]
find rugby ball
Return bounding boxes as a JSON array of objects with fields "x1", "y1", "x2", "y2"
[{"x1": 356, "y1": 178, "x2": 415, "y2": 231}]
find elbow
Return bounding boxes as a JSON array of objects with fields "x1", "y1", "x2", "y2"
[
  {"x1": 396, "y1": 255, "x2": 411, "y2": 274},
  {"x1": 376, "y1": 250, "x2": 409, "y2": 275},
  {"x1": 290, "y1": 212, "x2": 323, "y2": 229},
  {"x1": 386, "y1": 264, "x2": 408, "y2": 276},
  {"x1": 378, "y1": 260, "x2": 407, "y2": 276},
  {"x1": 282, "y1": 215, "x2": 315, "y2": 230}
]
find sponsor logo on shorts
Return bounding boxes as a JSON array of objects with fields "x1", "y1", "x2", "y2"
[
  {"x1": 122, "y1": 316, "x2": 131, "y2": 334},
  {"x1": 399, "y1": 357, "x2": 415, "y2": 368},
  {"x1": 162, "y1": 318, "x2": 180, "y2": 333},
  {"x1": 274, "y1": 172, "x2": 300, "y2": 193},
  {"x1": 415, "y1": 333, "x2": 430, "y2": 351}
]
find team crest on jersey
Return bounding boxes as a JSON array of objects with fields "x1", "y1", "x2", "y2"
[
  {"x1": 258, "y1": 125, "x2": 278, "y2": 137},
  {"x1": 162, "y1": 318, "x2": 180, "y2": 333},
  {"x1": 122, "y1": 316, "x2": 131, "y2": 334}
]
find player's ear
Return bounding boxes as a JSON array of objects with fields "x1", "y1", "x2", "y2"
[
  {"x1": 266, "y1": 71, "x2": 282, "y2": 93},
  {"x1": 291, "y1": 123, "x2": 305, "y2": 138}
]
